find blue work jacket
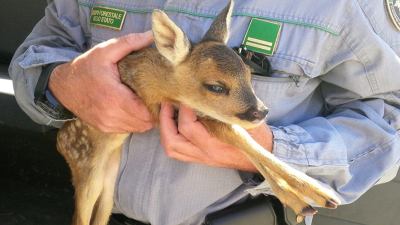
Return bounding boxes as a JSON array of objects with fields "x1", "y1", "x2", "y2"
[{"x1": 9, "y1": 0, "x2": 400, "y2": 224}]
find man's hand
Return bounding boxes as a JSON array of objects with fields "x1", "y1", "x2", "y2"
[
  {"x1": 159, "y1": 102, "x2": 273, "y2": 172},
  {"x1": 49, "y1": 32, "x2": 154, "y2": 133}
]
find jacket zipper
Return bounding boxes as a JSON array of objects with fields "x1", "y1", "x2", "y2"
[
  {"x1": 289, "y1": 75, "x2": 301, "y2": 87},
  {"x1": 273, "y1": 70, "x2": 301, "y2": 87}
]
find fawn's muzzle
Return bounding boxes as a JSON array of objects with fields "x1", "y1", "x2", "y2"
[{"x1": 236, "y1": 106, "x2": 268, "y2": 122}]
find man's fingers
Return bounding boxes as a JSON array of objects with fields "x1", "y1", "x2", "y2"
[
  {"x1": 164, "y1": 147, "x2": 197, "y2": 163},
  {"x1": 178, "y1": 104, "x2": 212, "y2": 144},
  {"x1": 160, "y1": 101, "x2": 180, "y2": 147},
  {"x1": 119, "y1": 116, "x2": 153, "y2": 132},
  {"x1": 119, "y1": 86, "x2": 152, "y2": 122},
  {"x1": 178, "y1": 104, "x2": 198, "y2": 123},
  {"x1": 89, "y1": 110, "x2": 152, "y2": 133},
  {"x1": 165, "y1": 141, "x2": 198, "y2": 160},
  {"x1": 160, "y1": 102, "x2": 198, "y2": 157},
  {"x1": 178, "y1": 104, "x2": 199, "y2": 138},
  {"x1": 98, "y1": 31, "x2": 154, "y2": 63}
]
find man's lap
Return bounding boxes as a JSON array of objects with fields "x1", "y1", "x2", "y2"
[{"x1": 113, "y1": 129, "x2": 249, "y2": 225}]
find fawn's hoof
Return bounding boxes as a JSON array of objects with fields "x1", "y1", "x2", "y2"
[
  {"x1": 325, "y1": 199, "x2": 339, "y2": 209},
  {"x1": 301, "y1": 206, "x2": 317, "y2": 216}
]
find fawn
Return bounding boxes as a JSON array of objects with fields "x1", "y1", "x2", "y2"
[{"x1": 57, "y1": 1, "x2": 340, "y2": 225}]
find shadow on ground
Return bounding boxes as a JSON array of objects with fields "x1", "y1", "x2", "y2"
[{"x1": 0, "y1": 126, "x2": 74, "y2": 225}]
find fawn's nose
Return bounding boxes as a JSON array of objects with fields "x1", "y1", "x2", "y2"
[{"x1": 236, "y1": 106, "x2": 269, "y2": 122}]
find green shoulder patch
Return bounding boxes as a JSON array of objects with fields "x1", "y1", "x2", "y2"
[
  {"x1": 386, "y1": 0, "x2": 400, "y2": 31},
  {"x1": 242, "y1": 18, "x2": 282, "y2": 56},
  {"x1": 90, "y1": 6, "x2": 127, "y2": 30}
]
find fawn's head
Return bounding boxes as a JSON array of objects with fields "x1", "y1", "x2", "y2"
[{"x1": 152, "y1": 1, "x2": 268, "y2": 129}]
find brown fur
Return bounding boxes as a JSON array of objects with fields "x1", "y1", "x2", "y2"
[{"x1": 57, "y1": 1, "x2": 340, "y2": 225}]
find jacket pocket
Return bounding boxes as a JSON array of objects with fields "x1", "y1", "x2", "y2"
[{"x1": 251, "y1": 59, "x2": 323, "y2": 126}]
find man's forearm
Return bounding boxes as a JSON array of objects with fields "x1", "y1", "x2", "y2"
[{"x1": 9, "y1": 0, "x2": 84, "y2": 127}]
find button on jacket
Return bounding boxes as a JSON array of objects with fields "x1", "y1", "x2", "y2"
[{"x1": 9, "y1": 0, "x2": 400, "y2": 224}]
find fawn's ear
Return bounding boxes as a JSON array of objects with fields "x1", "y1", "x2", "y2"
[
  {"x1": 202, "y1": 0, "x2": 234, "y2": 44},
  {"x1": 152, "y1": 10, "x2": 191, "y2": 65}
]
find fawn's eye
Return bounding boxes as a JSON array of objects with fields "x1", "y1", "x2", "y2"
[{"x1": 203, "y1": 83, "x2": 228, "y2": 95}]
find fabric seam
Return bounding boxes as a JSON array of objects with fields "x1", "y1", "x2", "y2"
[
  {"x1": 348, "y1": 135, "x2": 398, "y2": 164},
  {"x1": 77, "y1": 1, "x2": 340, "y2": 36},
  {"x1": 341, "y1": 21, "x2": 379, "y2": 94}
]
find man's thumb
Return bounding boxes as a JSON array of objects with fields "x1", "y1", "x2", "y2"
[{"x1": 99, "y1": 31, "x2": 153, "y2": 63}]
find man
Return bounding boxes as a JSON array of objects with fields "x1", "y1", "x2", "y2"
[{"x1": 9, "y1": 0, "x2": 400, "y2": 224}]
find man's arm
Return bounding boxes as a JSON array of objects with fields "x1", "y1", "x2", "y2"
[
  {"x1": 9, "y1": 0, "x2": 153, "y2": 132},
  {"x1": 270, "y1": 94, "x2": 400, "y2": 204},
  {"x1": 49, "y1": 32, "x2": 154, "y2": 132},
  {"x1": 8, "y1": 0, "x2": 84, "y2": 127}
]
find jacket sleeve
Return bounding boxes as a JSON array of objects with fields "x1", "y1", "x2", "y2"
[
  {"x1": 249, "y1": 2, "x2": 400, "y2": 204},
  {"x1": 8, "y1": 0, "x2": 86, "y2": 127},
  {"x1": 269, "y1": 6, "x2": 400, "y2": 204},
  {"x1": 271, "y1": 95, "x2": 400, "y2": 204}
]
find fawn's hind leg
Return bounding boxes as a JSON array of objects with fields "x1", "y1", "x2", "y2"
[
  {"x1": 72, "y1": 168, "x2": 105, "y2": 225},
  {"x1": 90, "y1": 145, "x2": 123, "y2": 225},
  {"x1": 57, "y1": 120, "x2": 128, "y2": 225},
  {"x1": 57, "y1": 122, "x2": 106, "y2": 225},
  {"x1": 70, "y1": 145, "x2": 124, "y2": 225}
]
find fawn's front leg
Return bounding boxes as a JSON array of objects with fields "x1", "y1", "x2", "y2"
[{"x1": 199, "y1": 118, "x2": 340, "y2": 221}]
